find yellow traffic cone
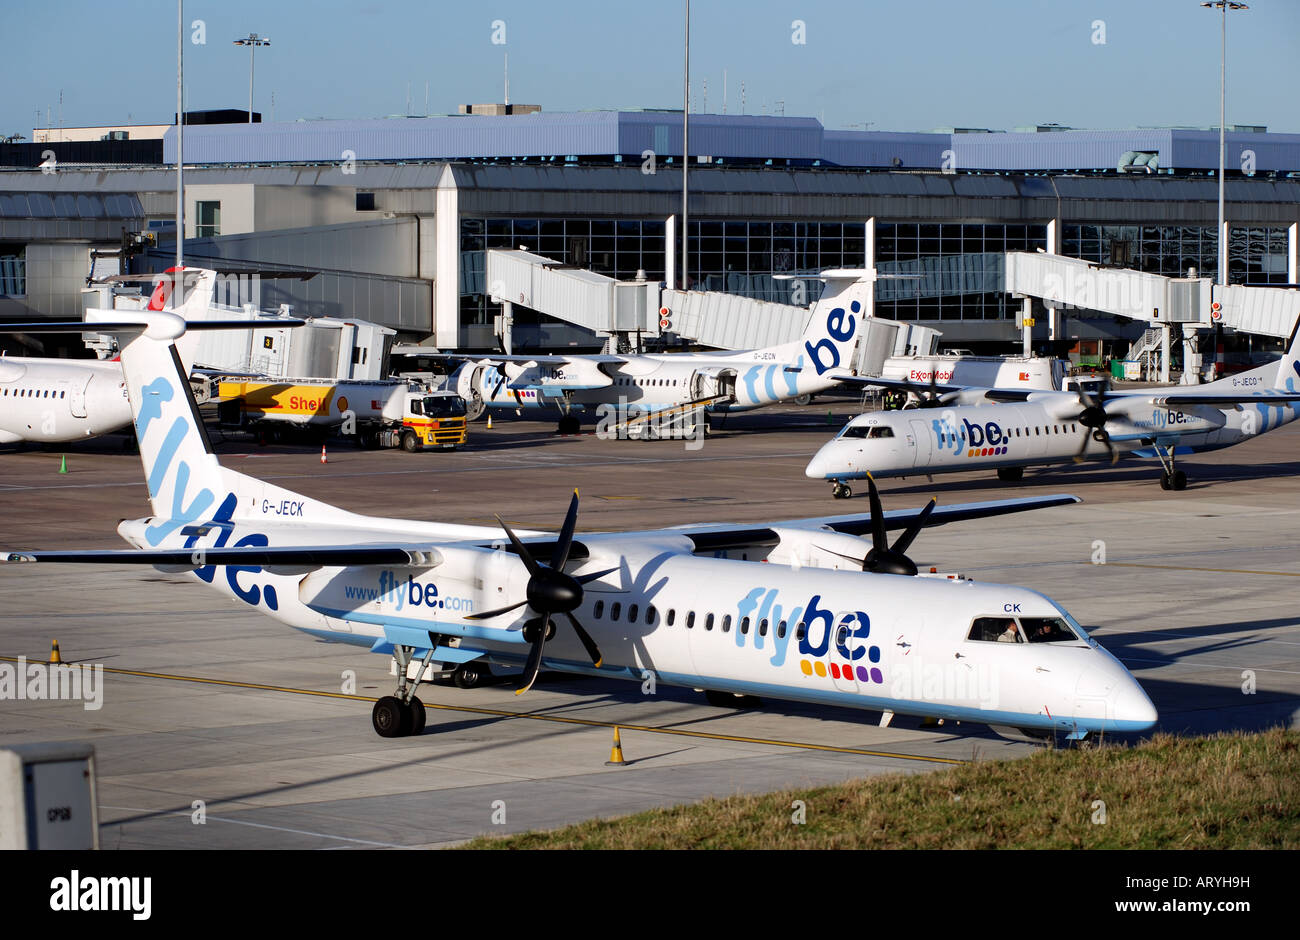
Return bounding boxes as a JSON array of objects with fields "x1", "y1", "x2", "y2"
[
  {"x1": 486, "y1": 413, "x2": 493, "y2": 430},
  {"x1": 50, "y1": 640, "x2": 62, "y2": 664},
  {"x1": 58, "y1": 454, "x2": 67, "y2": 474},
  {"x1": 605, "y1": 726, "x2": 627, "y2": 766}
]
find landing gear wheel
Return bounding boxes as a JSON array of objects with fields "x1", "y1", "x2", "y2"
[
  {"x1": 453, "y1": 661, "x2": 490, "y2": 689},
  {"x1": 372, "y1": 696, "x2": 412, "y2": 737},
  {"x1": 832, "y1": 482, "x2": 852, "y2": 500},
  {"x1": 1160, "y1": 472, "x2": 1172, "y2": 490},
  {"x1": 794, "y1": 393, "x2": 812, "y2": 406},
  {"x1": 400, "y1": 430, "x2": 421, "y2": 453},
  {"x1": 997, "y1": 467, "x2": 1024, "y2": 483},
  {"x1": 406, "y1": 696, "x2": 426, "y2": 735},
  {"x1": 1171, "y1": 469, "x2": 1187, "y2": 491},
  {"x1": 557, "y1": 415, "x2": 581, "y2": 435}
]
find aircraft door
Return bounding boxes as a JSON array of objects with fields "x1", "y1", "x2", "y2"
[
  {"x1": 906, "y1": 419, "x2": 933, "y2": 468},
  {"x1": 65, "y1": 375, "x2": 90, "y2": 418}
]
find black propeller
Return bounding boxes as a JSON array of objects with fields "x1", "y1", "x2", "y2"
[
  {"x1": 916, "y1": 370, "x2": 944, "y2": 409},
  {"x1": 820, "y1": 476, "x2": 935, "y2": 575},
  {"x1": 464, "y1": 491, "x2": 614, "y2": 695},
  {"x1": 1063, "y1": 386, "x2": 1118, "y2": 465}
]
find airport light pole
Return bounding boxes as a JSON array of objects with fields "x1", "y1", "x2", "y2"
[
  {"x1": 1200, "y1": 1, "x2": 1248, "y2": 289},
  {"x1": 681, "y1": 0, "x2": 690, "y2": 292},
  {"x1": 233, "y1": 33, "x2": 271, "y2": 124}
]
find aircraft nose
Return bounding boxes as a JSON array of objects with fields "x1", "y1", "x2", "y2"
[
  {"x1": 1113, "y1": 678, "x2": 1158, "y2": 731},
  {"x1": 805, "y1": 449, "x2": 830, "y2": 479}
]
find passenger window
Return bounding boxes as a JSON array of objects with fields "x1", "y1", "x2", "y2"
[
  {"x1": 667, "y1": 609, "x2": 676, "y2": 626},
  {"x1": 777, "y1": 620, "x2": 786, "y2": 638},
  {"x1": 611, "y1": 602, "x2": 622, "y2": 621},
  {"x1": 646, "y1": 606, "x2": 656, "y2": 625},
  {"x1": 628, "y1": 604, "x2": 639, "y2": 622},
  {"x1": 721, "y1": 615, "x2": 732, "y2": 633},
  {"x1": 705, "y1": 613, "x2": 714, "y2": 631},
  {"x1": 740, "y1": 617, "x2": 750, "y2": 634},
  {"x1": 759, "y1": 619, "x2": 769, "y2": 637},
  {"x1": 968, "y1": 616, "x2": 1022, "y2": 643},
  {"x1": 686, "y1": 611, "x2": 695, "y2": 629},
  {"x1": 593, "y1": 600, "x2": 604, "y2": 618},
  {"x1": 795, "y1": 622, "x2": 806, "y2": 640}
]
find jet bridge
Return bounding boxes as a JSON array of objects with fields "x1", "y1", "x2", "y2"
[
  {"x1": 1005, "y1": 251, "x2": 1300, "y2": 383},
  {"x1": 485, "y1": 249, "x2": 937, "y2": 375}
]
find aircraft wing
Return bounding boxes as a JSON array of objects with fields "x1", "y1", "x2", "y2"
[
  {"x1": 662, "y1": 493, "x2": 1082, "y2": 552},
  {"x1": 1147, "y1": 390, "x2": 1300, "y2": 407},
  {"x1": 4, "y1": 543, "x2": 443, "y2": 571},
  {"x1": 434, "y1": 352, "x2": 629, "y2": 368},
  {"x1": 833, "y1": 373, "x2": 969, "y2": 398}
]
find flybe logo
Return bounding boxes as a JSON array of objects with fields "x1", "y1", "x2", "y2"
[
  {"x1": 805, "y1": 301, "x2": 858, "y2": 376},
  {"x1": 137, "y1": 377, "x2": 215, "y2": 546},
  {"x1": 932, "y1": 416, "x2": 1010, "y2": 457},
  {"x1": 734, "y1": 588, "x2": 884, "y2": 685},
  {"x1": 341, "y1": 571, "x2": 474, "y2": 613}
]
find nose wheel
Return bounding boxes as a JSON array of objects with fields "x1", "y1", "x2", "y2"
[{"x1": 831, "y1": 482, "x2": 852, "y2": 500}]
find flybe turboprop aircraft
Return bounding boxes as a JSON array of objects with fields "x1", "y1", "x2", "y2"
[
  {"x1": 808, "y1": 326, "x2": 1300, "y2": 497},
  {"x1": 450, "y1": 270, "x2": 871, "y2": 434},
  {"x1": 1, "y1": 309, "x2": 1158, "y2": 743},
  {"x1": 0, "y1": 269, "x2": 215, "y2": 445}
]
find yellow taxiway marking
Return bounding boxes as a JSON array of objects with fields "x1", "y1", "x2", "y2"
[
  {"x1": 1, "y1": 657, "x2": 964, "y2": 766},
  {"x1": 1109, "y1": 562, "x2": 1300, "y2": 578}
]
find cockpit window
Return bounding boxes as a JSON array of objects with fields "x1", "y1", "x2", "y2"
[
  {"x1": 840, "y1": 425, "x2": 894, "y2": 440},
  {"x1": 968, "y1": 617, "x2": 1023, "y2": 643},
  {"x1": 1020, "y1": 617, "x2": 1079, "y2": 643}
]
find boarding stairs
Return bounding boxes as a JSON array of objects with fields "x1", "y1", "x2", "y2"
[{"x1": 610, "y1": 395, "x2": 732, "y2": 439}]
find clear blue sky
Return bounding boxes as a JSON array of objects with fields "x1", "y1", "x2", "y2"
[{"x1": 5, "y1": 0, "x2": 1298, "y2": 136}]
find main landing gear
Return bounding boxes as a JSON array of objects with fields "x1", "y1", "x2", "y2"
[
  {"x1": 996, "y1": 467, "x2": 1024, "y2": 483},
  {"x1": 556, "y1": 414, "x2": 581, "y2": 435},
  {"x1": 1152, "y1": 444, "x2": 1187, "y2": 491},
  {"x1": 372, "y1": 644, "x2": 440, "y2": 738},
  {"x1": 831, "y1": 481, "x2": 853, "y2": 500}
]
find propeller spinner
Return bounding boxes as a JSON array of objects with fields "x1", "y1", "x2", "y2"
[{"x1": 465, "y1": 491, "x2": 613, "y2": 695}]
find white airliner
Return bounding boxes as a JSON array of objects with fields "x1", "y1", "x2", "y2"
[
  {"x1": 0, "y1": 268, "x2": 215, "y2": 445},
  {"x1": 1, "y1": 305, "x2": 1158, "y2": 743},
  {"x1": 807, "y1": 327, "x2": 1300, "y2": 497},
  {"x1": 449, "y1": 271, "x2": 872, "y2": 434}
]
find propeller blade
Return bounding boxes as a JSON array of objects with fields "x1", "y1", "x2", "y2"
[
  {"x1": 464, "y1": 598, "x2": 529, "y2": 621},
  {"x1": 552, "y1": 489, "x2": 580, "y2": 571},
  {"x1": 495, "y1": 514, "x2": 541, "y2": 577},
  {"x1": 1101, "y1": 428, "x2": 1118, "y2": 465},
  {"x1": 865, "y1": 475, "x2": 889, "y2": 556},
  {"x1": 889, "y1": 498, "x2": 936, "y2": 557},
  {"x1": 563, "y1": 611, "x2": 603, "y2": 667},
  {"x1": 575, "y1": 566, "x2": 619, "y2": 585},
  {"x1": 1072, "y1": 427, "x2": 1090, "y2": 463},
  {"x1": 515, "y1": 616, "x2": 550, "y2": 696}
]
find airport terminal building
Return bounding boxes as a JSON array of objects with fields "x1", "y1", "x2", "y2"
[{"x1": 1, "y1": 110, "x2": 1297, "y2": 354}]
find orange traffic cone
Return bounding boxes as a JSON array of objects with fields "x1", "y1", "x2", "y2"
[
  {"x1": 320, "y1": 444, "x2": 328, "y2": 464},
  {"x1": 605, "y1": 726, "x2": 627, "y2": 766},
  {"x1": 50, "y1": 640, "x2": 63, "y2": 664}
]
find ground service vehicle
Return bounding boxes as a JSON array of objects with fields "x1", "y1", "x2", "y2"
[{"x1": 216, "y1": 379, "x2": 467, "y2": 451}]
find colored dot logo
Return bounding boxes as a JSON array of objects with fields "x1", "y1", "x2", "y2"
[
  {"x1": 800, "y1": 651, "x2": 884, "y2": 685},
  {"x1": 968, "y1": 446, "x2": 1009, "y2": 457}
]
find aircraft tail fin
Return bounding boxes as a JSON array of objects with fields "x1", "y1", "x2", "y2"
[
  {"x1": 116, "y1": 307, "x2": 352, "y2": 546},
  {"x1": 798, "y1": 270, "x2": 873, "y2": 377}
]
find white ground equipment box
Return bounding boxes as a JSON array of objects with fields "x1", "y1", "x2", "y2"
[{"x1": 0, "y1": 742, "x2": 100, "y2": 849}]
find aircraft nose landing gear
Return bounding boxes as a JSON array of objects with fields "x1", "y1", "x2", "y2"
[{"x1": 831, "y1": 481, "x2": 853, "y2": 500}]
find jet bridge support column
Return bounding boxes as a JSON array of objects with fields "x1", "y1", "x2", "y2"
[
  {"x1": 1160, "y1": 324, "x2": 1171, "y2": 384},
  {"x1": 1020, "y1": 296, "x2": 1032, "y2": 357},
  {"x1": 1181, "y1": 329, "x2": 1203, "y2": 386},
  {"x1": 495, "y1": 301, "x2": 514, "y2": 355}
]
